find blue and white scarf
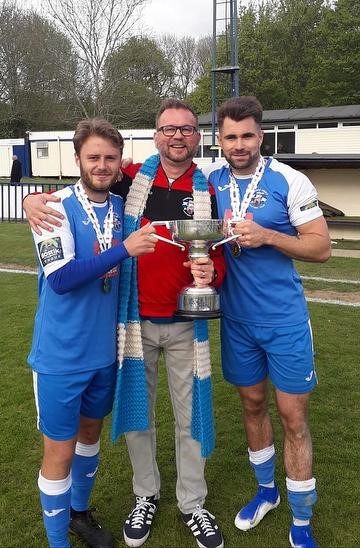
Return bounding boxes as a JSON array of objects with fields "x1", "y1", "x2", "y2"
[{"x1": 111, "y1": 154, "x2": 215, "y2": 458}]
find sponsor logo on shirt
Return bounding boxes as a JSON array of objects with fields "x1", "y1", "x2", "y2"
[
  {"x1": 182, "y1": 197, "x2": 194, "y2": 217},
  {"x1": 300, "y1": 200, "x2": 318, "y2": 212},
  {"x1": 217, "y1": 183, "x2": 231, "y2": 192},
  {"x1": 38, "y1": 237, "x2": 64, "y2": 267}
]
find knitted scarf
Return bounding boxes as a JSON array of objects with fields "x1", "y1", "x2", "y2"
[{"x1": 111, "y1": 154, "x2": 215, "y2": 458}]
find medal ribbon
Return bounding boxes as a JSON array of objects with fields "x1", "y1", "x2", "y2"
[
  {"x1": 229, "y1": 156, "x2": 266, "y2": 220},
  {"x1": 74, "y1": 180, "x2": 114, "y2": 253}
]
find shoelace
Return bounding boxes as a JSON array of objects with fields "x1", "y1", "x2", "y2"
[
  {"x1": 129, "y1": 497, "x2": 155, "y2": 528},
  {"x1": 192, "y1": 505, "x2": 216, "y2": 537}
]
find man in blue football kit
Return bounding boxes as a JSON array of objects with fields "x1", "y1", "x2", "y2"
[
  {"x1": 204, "y1": 96, "x2": 331, "y2": 548},
  {"x1": 28, "y1": 118, "x2": 156, "y2": 548}
]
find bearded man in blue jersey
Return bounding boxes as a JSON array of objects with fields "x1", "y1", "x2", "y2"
[
  {"x1": 204, "y1": 96, "x2": 331, "y2": 548},
  {"x1": 28, "y1": 118, "x2": 156, "y2": 548}
]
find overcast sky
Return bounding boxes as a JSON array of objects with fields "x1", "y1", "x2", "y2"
[
  {"x1": 26, "y1": 0, "x2": 214, "y2": 39},
  {"x1": 140, "y1": 0, "x2": 213, "y2": 38}
]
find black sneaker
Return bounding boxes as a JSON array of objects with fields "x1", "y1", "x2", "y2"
[
  {"x1": 123, "y1": 496, "x2": 158, "y2": 547},
  {"x1": 69, "y1": 507, "x2": 114, "y2": 548},
  {"x1": 181, "y1": 505, "x2": 224, "y2": 548}
]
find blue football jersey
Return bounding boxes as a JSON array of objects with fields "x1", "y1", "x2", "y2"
[
  {"x1": 204, "y1": 158, "x2": 324, "y2": 326},
  {"x1": 28, "y1": 186, "x2": 124, "y2": 373}
]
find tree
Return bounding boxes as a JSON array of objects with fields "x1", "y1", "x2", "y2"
[
  {"x1": 159, "y1": 34, "x2": 212, "y2": 99},
  {"x1": 306, "y1": 0, "x2": 360, "y2": 105},
  {"x1": 43, "y1": 0, "x2": 149, "y2": 117},
  {"x1": 102, "y1": 36, "x2": 174, "y2": 128},
  {"x1": 0, "y1": 1, "x2": 78, "y2": 136}
]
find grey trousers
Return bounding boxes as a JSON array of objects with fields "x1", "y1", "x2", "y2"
[{"x1": 125, "y1": 320, "x2": 208, "y2": 514}]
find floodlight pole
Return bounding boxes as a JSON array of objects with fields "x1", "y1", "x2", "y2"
[{"x1": 211, "y1": 0, "x2": 239, "y2": 161}]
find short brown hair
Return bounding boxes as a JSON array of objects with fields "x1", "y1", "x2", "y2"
[
  {"x1": 156, "y1": 98, "x2": 198, "y2": 128},
  {"x1": 73, "y1": 118, "x2": 124, "y2": 155},
  {"x1": 217, "y1": 96, "x2": 263, "y2": 130}
]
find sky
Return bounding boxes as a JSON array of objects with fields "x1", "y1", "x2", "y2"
[
  {"x1": 26, "y1": 0, "x2": 214, "y2": 39},
  {"x1": 140, "y1": 0, "x2": 213, "y2": 38}
]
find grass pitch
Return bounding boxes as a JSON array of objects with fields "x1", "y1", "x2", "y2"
[{"x1": 0, "y1": 223, "x2": 359, "y2": 547}]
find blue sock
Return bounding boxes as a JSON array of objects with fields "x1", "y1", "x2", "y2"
[
  {"x1": 248, "y1": 445, "x2": 276, "y2": 486},
  {"x1": 38, "y1": 472, "x2": 71, "y2": 548},
  {"x1": 286, "y1": 477, "x2": 317, "y2": 521},
  {"x1": 71, "y1": 441, "x2": 100, "y2": 511}
]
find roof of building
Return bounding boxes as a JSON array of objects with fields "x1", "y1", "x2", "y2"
[
  {"x1": 198, "y1": 105, "x2": 360, "y2": 126},
  {"x1": 273, "y1": 153, "x2": 360, "y2": 169}
]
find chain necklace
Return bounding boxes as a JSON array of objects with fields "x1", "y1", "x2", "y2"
[
  {"x1": 74, "y1": 180, "x2": 114, "y2": 292},
  {"x1": 228, "y1": 156, "x2": 266, "y2": 256}
]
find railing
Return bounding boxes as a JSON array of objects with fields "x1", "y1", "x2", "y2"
[{"x1": 0, "y1": 182, "x2": 70, "y2": 222}]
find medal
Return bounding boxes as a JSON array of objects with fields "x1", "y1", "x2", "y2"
[
  {"x1": 103, "y1": 277, "x2": 112, "y2": 293},
  {"x1": 228, "y1": 156, "x2": 266, "y2": 257},
  {"x1": 231, "y1": 242, "x2": 241, "y2": 257}
]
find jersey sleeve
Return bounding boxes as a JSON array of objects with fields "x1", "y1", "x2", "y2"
[
  {"x1": 31, "y1": 199, "x2": 74, "y2": 276},
  {"x1": 287, "y1": 172, "x2": 324, "y2": 227}
]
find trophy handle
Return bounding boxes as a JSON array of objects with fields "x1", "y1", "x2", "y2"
[
  {"x1": 211, "y1": 233, "x2": 240, "y2": 250},
  {"x1": 150, "y1": 221, "x2": 186, "y2": 251}
]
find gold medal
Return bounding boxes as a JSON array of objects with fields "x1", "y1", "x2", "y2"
[
  {"x1": 231, "y1": 242, "x2": 241, "y2": 257},
  {"x1": 103, "y1": 277, "x2": 112, "y2": 293}
]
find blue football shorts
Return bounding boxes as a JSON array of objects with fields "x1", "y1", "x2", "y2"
[
  {"x1": 32, "y1": 363, "x2": 117, "y2": 441},
  {"x1": 220, "y1": 318, "x2": 317, "y2": 394}
]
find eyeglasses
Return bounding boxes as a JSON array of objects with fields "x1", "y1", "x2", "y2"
[{"x1": 157, "y1": 125, "x2": 198, "y2": 137}]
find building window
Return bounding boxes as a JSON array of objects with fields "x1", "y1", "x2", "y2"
[
  {"x1": 277, "y1": 132, "x2": 295, "y2": 153},
  {"x1": 342, "y1": 121, "x2": 360, "y2": 127},
  {"x1": 261, "y1": 133, "x2": 275, "y2": 155},
  {"x1": 298, "y1": 123, "x2": 317, "y2": 129},
  {"x1": 318, "y1": 122, "x2": 338, "y2": 128},
  {"x1": 36, "y1": 142, "x2": 49, "y2": 158}
]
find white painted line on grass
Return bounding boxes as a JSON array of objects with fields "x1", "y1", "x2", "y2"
[
  {"x1": 302, "y1": 276, "x2": 360, "y2": 285},
  {"x1": 0, "y1": 268, "x2": 36, "y2": 275},
  {"x1": 307, "y1": 298, "x2": 360, "y2": 307}
]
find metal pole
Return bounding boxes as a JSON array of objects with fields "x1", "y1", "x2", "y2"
[{"x1": 211, "y1": 0, "x2": 217, "y2": 162}]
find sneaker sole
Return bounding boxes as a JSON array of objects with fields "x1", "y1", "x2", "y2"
[
  {"x1": 196, "y1": 539, "x2": 224, "y2": 548},
  {"x1": 234, "y1": 495, "x2": 280, "y2": 531},
  {"x1": 123, "y1": 529, "x2": 150, "y2": 548}
]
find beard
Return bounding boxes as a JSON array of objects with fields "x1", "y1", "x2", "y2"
[
  {"x1": 80, "y1": 166, "x2": 118, "y2": 197},
  {"x1": 225, "y1": 150, "x2": 261, "y2": 174}
]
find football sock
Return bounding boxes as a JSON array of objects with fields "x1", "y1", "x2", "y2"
[
  {"x1": 248, "y1": 444, "x2": 276, "y2": 486},
  {"x1": 38, "y1": 471, "x2": 71, "y2": 548},
  {"x1": 71, "y1": 440, "x2": 100, "y2": 511},
  {"x1": 286, "y1": 477, "x2": 317, "y2": 521}
]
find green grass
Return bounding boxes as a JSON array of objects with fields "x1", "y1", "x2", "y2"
[
  {"x1": 0, "y1": 272, "x2": 359, "y2": 547},
  {"x1": 0, "y1": 223, "x2": 360, "y2": 547},
  {"x1": 332, "y1": 239, "x2": 360, "y2": 250}
]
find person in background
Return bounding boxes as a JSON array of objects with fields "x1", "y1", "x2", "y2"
[
  {"x1": 27, "y1": 117, "x2": 156, "y2": 548},
  {"x1": 10, "y1": 154, "x2": 22, "y2": 184},
  {"x1": 204, "y1": 96, "x2": 331, "y2": 548}
]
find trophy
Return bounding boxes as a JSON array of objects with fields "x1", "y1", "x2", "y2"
[{"x1": 152, "y1": 219, "x2": 228, "y2": 319}]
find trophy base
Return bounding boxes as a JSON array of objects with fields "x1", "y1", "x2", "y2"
[
  {"x1": 174, "y1": 309, "x2": 222, "y2": 320},
  {"x1": 176, "y1": 284, "x2": 221, "y2": 320}
]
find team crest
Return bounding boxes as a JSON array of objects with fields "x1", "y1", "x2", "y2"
[
  {"x1": 250, "y1": 189, "x2": 268, "y2": 209},
  {"x1": 113, "y1": 213, "x2": 122, "y2": 232},
  {"x1": 182, "y1": 197, "x2": 194, "y2": 217}
]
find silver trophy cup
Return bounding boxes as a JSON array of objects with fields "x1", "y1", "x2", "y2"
[{"x1": 152, "y1": 219, "x2": 225, "y2": 319}]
